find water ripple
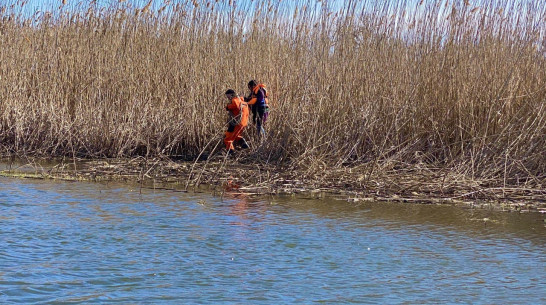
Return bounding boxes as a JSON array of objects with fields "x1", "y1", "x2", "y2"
[{"x1": 0, "y1": 177, "x2": 544, "y2": 304}]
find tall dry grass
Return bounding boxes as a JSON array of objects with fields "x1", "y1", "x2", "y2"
[{"x1": 0, "y1": 0, "x2": 544, "y2": 183}]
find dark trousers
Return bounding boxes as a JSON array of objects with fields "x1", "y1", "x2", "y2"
[{"x1": 252, "y1": 105, "x2": 268, "y2": 136}]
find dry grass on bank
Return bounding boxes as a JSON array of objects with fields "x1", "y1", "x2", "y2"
[
  {"x1": 0, "y1": 0, "x2": 544, "y2": 187},
  {"x1": 1, "y1": 157, "x2": 545, "y2": 210}
]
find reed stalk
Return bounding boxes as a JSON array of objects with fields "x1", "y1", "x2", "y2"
[{"x1": 0, "y1": 0, "x2": 544, "y2": 184}]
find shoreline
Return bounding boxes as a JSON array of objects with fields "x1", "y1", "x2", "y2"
[
  {"x1": 1, "y1": 157, "x2": 545, "y2": 213},
  {"x1": 1, "y1": 0, "x2": 544, "y2": 216}
]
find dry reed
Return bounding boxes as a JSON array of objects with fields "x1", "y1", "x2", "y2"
[{"x1": 0, "y1": 0, "x2": 544, "y2": 186}]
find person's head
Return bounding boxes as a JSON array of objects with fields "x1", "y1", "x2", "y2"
[
  {"x1": 225, "y1": 89, "x2": 236, "y2": 100},
  {"x1": 247, "y1": 80, "x2": 257, "y2": 90}
]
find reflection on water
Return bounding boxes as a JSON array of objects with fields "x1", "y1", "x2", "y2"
[{"x1": 0, "y1": 177, "x2": 544, "y2": 304}]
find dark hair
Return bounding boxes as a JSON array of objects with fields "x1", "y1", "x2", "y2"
[
  {"x1": 247, "y1": 80, "x2": 257, "y2": 88},
  {"x1": 225, "y1": 89, "x2": 235, "y2": 95}
]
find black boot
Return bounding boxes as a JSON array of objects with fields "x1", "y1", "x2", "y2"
[{"x1": 240, "y1": 138, "x2": 249, "y2": 149}]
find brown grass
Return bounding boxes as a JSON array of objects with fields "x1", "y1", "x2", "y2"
[{"x1": 0, "y1": 0, "x2": 544, "y2": 186}]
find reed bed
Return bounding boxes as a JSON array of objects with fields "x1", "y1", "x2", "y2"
[{"x1": 0, "y1": 0, "x2": 544, "y2": 186}]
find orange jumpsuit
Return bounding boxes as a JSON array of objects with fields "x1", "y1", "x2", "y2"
[{"x1": 224, "y1": 96, "x2": 249, "y2": 151}]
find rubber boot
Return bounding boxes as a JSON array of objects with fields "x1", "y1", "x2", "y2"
[{"x1": 240, "y1": 138, "x2": 249, "y2": 149}]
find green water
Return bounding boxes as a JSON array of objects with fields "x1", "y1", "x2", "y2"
[{"x1": 0, "y1": 177, "x2": 544, "y2": 304}]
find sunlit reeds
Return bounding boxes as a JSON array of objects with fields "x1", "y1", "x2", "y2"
[{"x1": 0, "y1": 0, "x2": 544, "y2": 183}]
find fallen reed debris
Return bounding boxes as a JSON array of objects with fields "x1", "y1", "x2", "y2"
[{"x1": 1, "y1": 157, "x2": 544, "y2": 212}]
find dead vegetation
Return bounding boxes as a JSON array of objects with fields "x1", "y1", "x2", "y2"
[
  {"x1": 0, "y1": 0, "x2": 544, "y2": 200},
  {"x1": 1, "y1": 156, "x2": 544, "y2": 213}
]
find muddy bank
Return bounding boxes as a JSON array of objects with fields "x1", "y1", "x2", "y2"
[{"x1": 1, "y1": 157, "x2": 545, "y2": 213}]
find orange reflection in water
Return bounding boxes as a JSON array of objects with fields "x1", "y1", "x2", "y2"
[{"x1": 222, "y1": 183, "x2": 267, "y2": 229}]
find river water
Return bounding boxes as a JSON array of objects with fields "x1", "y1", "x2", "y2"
[{"x1": 0, "y1": 177, "x2": 544, "y2": 304}]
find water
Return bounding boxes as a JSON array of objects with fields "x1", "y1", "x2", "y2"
[{"x1": 0, "y1": 177, "x2": 544, "y2": 304}]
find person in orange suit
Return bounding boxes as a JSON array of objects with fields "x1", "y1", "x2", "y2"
[
  {"x1": 224, "y1": 89, "x2": 249, "y2": 154},
  {"x1": 245, "y1": 80, "x2": 270, "y2": 136}
]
